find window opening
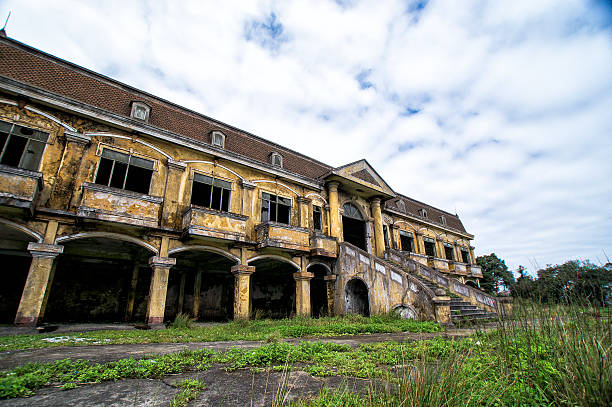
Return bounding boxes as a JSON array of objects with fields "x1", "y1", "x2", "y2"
[
  {"x1": 423, "y1": 237, "x2": 436, "y2": 257},
  {"x1": 313, "y1": 205, "x2": 322, "y2": 231},
  {"x1": 211, "y1": 131, "x2": 225, "y2": 148},
  {"x1": 383, "y1": 225, "x2": 390, "y2": 248},
  {"x1": 0, "y1": 121, "x2": 48, "y2": 171},
  {"x1": 130, "y1": 101, "x2": 151, "y2": 122},
  {"x1": 397, "y1": 200, "x2": 406, "y2": 212},
  {"x1": 94, "y1": 148, "x2": 154, "y2": 194},
  {"x1": 461, "y1": 249, "x2": 470, "y2": 263},
  {"x1": 261, "y1": 192, "x2": 291, "y2": 224},
  {"x1": 444, "y1": 243, "x2": 454, "y2": 261},
  {"x1": 270, "y1": 152, "x2": 283, "y2": 167},
  {"x1": 191, "y1": 173, "x2": 232, "y2": 212},
  {"x1": 399, "y1": 230, "x2": 414, "y2": 253},
  {"x1": 440, "y1": 216, "x2": 446, "y2": 226},
  {"x1": 418, "y1": 208, "x2": 427, "y2": 218}
]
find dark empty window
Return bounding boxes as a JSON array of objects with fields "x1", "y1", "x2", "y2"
[
  {"x1": 444, "y1": 244, "x2": 454, "y2": 261},
  {"x1": 95, "y1": 148, "x2": 154, "y2": 194},
  {"x1": 261, "y1": 192, "x2": 291, "y2": 224},
  {"x1": 191, "y1": 173, "x2": 231, "y2": 212},
  {"x1": 461, "y1": 249, "x2": 470, "y2": 263},
  {"x1": 313, "y1": 205, "x2": 322, "y2": 231},
  {"x1": 423, "y1": 237, "x2": 436, "y2": 257},
  {"x1": 0, "y1": 121, "x2": 48, "y2": 171},
  {"x1": 383, "y1": 225, "x2": 390, "y2": 248},
  {"x1": 399, "y1": 231, "x2": 414, "y2": 253}
]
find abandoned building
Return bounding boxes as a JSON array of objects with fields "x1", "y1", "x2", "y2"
[{"x1": 0, "y1": 34, "x2": 508, "y2": 327}]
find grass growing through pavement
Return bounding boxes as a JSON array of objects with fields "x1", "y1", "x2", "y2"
[
  {"x1": 0, "y1": 315, "x2": 441, "y2": 351},
  {"x1": 169, "y1": 378, "x2": 206, "y2": 407}
]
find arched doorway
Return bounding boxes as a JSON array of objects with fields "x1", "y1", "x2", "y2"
[
  {"x1": 167, "y1": 248, "x2": 236, "y2": 321},
  {"x1": 342, "y1": 203, "x2": 367, "y2": 251},
  {"x1": 0, "y1": 221, "x2": 39, "y2": 323},
  {"x1": 465, "y1": 280, "x2": 477, "y2": 288},
  {"x1": 248, "y1": 257, "x2": 297, "y2": 319},
  {"x1": 308, "y1": 264, "x2": 329, "y2": 318},
  {"x1": 45, "y1": 236, "x2": 154, "y2": 323},
  {"x1": 345, "y1": 278, "x2": 369, "y2": 316}
]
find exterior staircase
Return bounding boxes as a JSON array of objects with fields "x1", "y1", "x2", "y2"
[{"x1": 411, "y1": 273, "x2": 497, "y2": 323}]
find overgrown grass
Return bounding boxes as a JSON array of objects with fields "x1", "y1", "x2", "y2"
[
  {"x1": 169, "y1": 378, "x2": 206, "y2": 407},
  {"x1": 292, "y1": 301, "x2": 612, "y2": 407},
  {"x1": 0, "y1": 315, "x2": 441, "y2": 351}
]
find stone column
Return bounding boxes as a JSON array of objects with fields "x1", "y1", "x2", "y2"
[
  {"x1": 370, "y1": 198, "x2": 385, "y2": 258},
  {"x1": 294, "y1": 271, "x2": 314, "y2": 317},
  {"x1": 436, "y1": 238, "x2": 445, "y2": 259},
  {"x1": 469, "y1": 245, "x2": 475, "y2": 264},
  {"x1": 414, "y1": 232, "x2": 423, "y2": 254},
  {"x1": 54, "y1": 131, "x2": 91, "y2": 210},
  {"x1": 146, "y1": 256, "x2": 176, "y2": 326},
  {"x1": 327, "y1": 182, "x2": 341, "y2": 240},
  {"x1": 161, "y1": 159, "x2": 187, "y2": 229},
  {"x1": 391, "y1": 224, "x2": 400, "y2": 250},
  {"x1": 432, "y1": 289, "x2": 452, "y2": 326},
  {"x1": 124, "y1": 264, "x2": 140, "y2": 322},
  {"x1": 298, "y1": 197, "x2": 311, "y2": 229},
  {"x1": 231, "y1": 265, "x2": 255, "y2": 320},
  {"x1": 14, "y1": 243, "x2": 64, "y2": 326},
  {"x1": 324, "y1": 275, "x2": 337, "y2": 317},
  {"x1": 241, "y1": 180, "x2": 256, "y2": 239},
  {"x1": 192, "y1": 271, "x2": 202, "y2": 319}
]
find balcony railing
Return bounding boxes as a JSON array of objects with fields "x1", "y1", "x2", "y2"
[
  {"x1": 310, "y1": 233, "x2": 337, "y2": 257},
  {"x1": 0, "y1": 164, "x2": 43, "y2": 212},
  {"x1": 182, "y1": 205, "x2": 248, "y2": 242},
  {"x1": 468, "y1": 264, "x2": 483, "y2": 277},
  {"x1": 255, "y1": 221, "x2": 310, "y2": 252},
  {"x1": 77, "y1": 182, "x2": 163, "y2": 228}
]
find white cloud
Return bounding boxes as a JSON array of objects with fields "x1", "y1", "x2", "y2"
[{"x1": 1, "y1": 0, "x2": 610, "y2": 274}]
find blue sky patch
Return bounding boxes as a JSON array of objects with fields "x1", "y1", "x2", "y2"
[
  {"x1": 355, "y1": 69, "x2": 374, "y2": 89},
  {"x1": 244, "y1": 12, "x2": 287, "y2": 52}
]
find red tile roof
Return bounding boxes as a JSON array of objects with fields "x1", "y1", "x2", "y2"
[{"x1": 385, "y1": 195, "x2": 467, "y2": 233}]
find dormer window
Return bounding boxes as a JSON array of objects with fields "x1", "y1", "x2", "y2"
[
  {"x1": 211, "y1": 131, "x2": 225, "y2": 148},
  {"x1": 270, "y1": 152, "x2": 283, "y2": 168},
  {"x1": 397, "y1": 200, "x2": 406, "y2": 212},
  {"x1": 418, "y1": 208, "x2": 427, "y2": 218},
  {"x1": 440, "y1": 216, "x2": 446, "y2": 226},
  {"x1": 130, "y1": 101, "x2": 151, "y2": 122}
]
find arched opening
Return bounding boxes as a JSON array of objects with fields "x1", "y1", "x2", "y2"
[
  {"x1": 0, "y1": 222, "x2": 38, "y2": 323},
  {"x1": 345, "y1": 278, "x2": 369, "y2": 316},
  {"x1": 167, "y1": 249, "x2": 236, "y2": 321},
  {"x1": 308, "y1": 264, "x2": 329, "y2": 318},
  {"x1": 249, "y1": 257, "x2": 297, "y2": 319},
  {"x1": 342, "y1": 203, "x2": 367, "y2": 251},
  {"x1": 465, "y1": 280, "x2": 477, "y2": 288},
  {"x1": 44, "y1": 236, "x2": 154, "y2": 323}
]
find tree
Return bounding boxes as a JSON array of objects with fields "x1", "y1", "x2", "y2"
[{"x1": 476, "y1": 253, "x2": 515, "y2": 295}]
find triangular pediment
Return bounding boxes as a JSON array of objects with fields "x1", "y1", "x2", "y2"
[{"x1": 329, "y1": 159, "x2": 395, "y2": 197}]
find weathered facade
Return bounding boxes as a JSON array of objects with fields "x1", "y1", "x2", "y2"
[{"x1": 0, "y1": 34, "x2": 490, "y2": 327}]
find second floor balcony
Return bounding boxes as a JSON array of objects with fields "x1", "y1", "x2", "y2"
[
  {"x1": 255, "y1": 221, "x2": 310, "y2": 252},
  {"x1": 182, "y1": 205, "x2": 248, "y2": 242},
  {"x1": 77, "y1": 182, "x2": 163, "y2": 228},
  {"x1": 0, "y1": 164, "x2": 43, "y2": 212}
]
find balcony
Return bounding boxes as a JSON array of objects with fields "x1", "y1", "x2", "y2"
[
  {"x1": 0, "y1": 164, "x2": 43, "y2": 212},
  {"x1": 77, "y1": 182, "x2": 163, "y2": 228},
  {"x1": 409, "y1": 252, "x2": 428, "y2": 266},
  {"x1": 255, "y1": 222, "x2": 310, "y2": 252},
  {"x1": 468, "y1": 264, "x2": 483, "y2": 277},
  {"x1": 427, "y1": 257, "x2": 450, "y2": 271},
  {"x1": 453, "y1": 262, "x2": 468, "y2": 275},
  {"x1": 182, "y1": 205, "x2": 248, "y2": 242},
  {"x1": 310, "y1": 233, "x2": 337, "y2": 257}
]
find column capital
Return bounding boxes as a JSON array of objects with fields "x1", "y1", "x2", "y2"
[
  {"x1": 240, "y1": 180, "x2": 257, "y2": 190},
  {"x1": 327, "y1": 181, "x2": 340, "y2": 191},
  {"x1": 27, "y1": 242, "x2": 63, "y2": 258},
  {"x1": 149, "y1": 256, "x2": 176, "y2": 268},
  {"x1": 167, "y1": 159, "x2": 187, "y2": 171},
  {"x1": 293, "y1": 271, "x2": 314, "y2": 281},
  {"x1": 391, "y1": 224, "x2": 400, "y2": 230},
  {"x1": 323, "y1": 274, "x2": 337, "y2": 282},
  {"x1": 231, "y1": 264, "x2": 255, "y2": 275},
  {"x1": 64, "y1": 130, "x2": 91, "y2": 145},
  {"x1": 370, "y1": 197, "x2": 382, "y2": 206},
  {"x1": 298, "y1": 197, "x2": 311, "y2": 204}
]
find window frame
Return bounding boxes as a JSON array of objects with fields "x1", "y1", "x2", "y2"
[
  {"x1": 261, "y1": 191, "x2": 292, "y2": 225},
  {"x1": 130, "y1": 101, "x2": 151, "y2": 122},
  {"x1": 93, "y1": 147, "x2": 155, "y2": 194},
  {"x1": 190, "y1": 171, "x2": 233, "y2": 212},
  {"x1": 0, "y1": 121, "x2": 49, "y2": 172},
  {"x1": 270, "y1": 152, "x2": 283, "y2": 168},
  {"x1": 399, "y1": 230, "x2": 414, "y2": 253},
  {"x1": 312, "y1": 204, "x2": 323, "y2": 232},
  {"x1": 418, "y1": 208, "x2": 428, "y2": 218},
  {"x1": 211, "y1": 131, "x2": 226, "y2": 148}
]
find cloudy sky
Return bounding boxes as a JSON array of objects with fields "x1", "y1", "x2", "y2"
[{"x1": 1, "y1": 0, "x2": 611, "y2": 275}]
